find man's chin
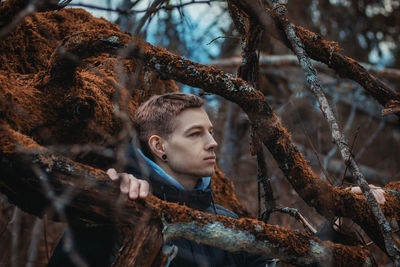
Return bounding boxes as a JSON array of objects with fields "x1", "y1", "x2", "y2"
[{"x1": 201, "y1": 169, "x2": 216, "y2": 177}]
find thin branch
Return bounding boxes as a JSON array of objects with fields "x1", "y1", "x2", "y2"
[
  {"x1": 68, "y1": 0, "x2": 216, "y2": 16},
  {"x1": 212, "y1": 54, "x2": 400, "y2": 83},
  {"x1": 268, "y1": 0, "x2": 400, "y2": 263},
  {"x1": 227, "y1": 0, "x2": 275, "y2": 220},
  {"x1": 355, "y1": 119, "x2": 386, "y2": 161},
  {"x1": 134, "y1": 0, "x2": 165, "y2": 36},
  {"x1": 206, "y1": 35, "x2": 239, "y2": 45},
  {"x1": 270, "y1": 207, "x2": 317, "y2": 235},
  {"x1": 42, "y1": 215, "x2": 50, "y2": 262}
]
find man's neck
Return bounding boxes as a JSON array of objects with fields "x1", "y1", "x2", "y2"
[{"x1": 156, "y1": 161, "x2": 199, "y2": 189}]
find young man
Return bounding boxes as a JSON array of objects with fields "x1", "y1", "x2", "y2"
[
  {"x1": 49, "y1": 92, "x2": 270, "y2": 267},
  {"x1": 107, "y1": 92, "x2": 270, "y2": 266}
]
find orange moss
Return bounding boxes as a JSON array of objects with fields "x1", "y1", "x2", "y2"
[
  {"x1": 0, "y1": 6, "x2": 249, "y2": 226},
  {"x1": 0, "y1": 123, "x2": 41, "y2": 154},
  {"x1": 295, "y1": 25, "x2": 342, "y2": 54},
  {"x1": 0, "y1": 8, "x2": 176, "y2": 147}
]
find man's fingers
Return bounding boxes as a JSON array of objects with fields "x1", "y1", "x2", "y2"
[
  {"x1": 350, "y1": 185, "x2": 386, "y2": 204},
  {"x1": 120, "y1": 174, "x2": 131, "y2": 194},
  {"x1": 139, "y1": 180, "x2": 149, "y2": 198},
  {"x1": 108, "y1": 169, "x2": 149, "y2": 200},
  {"x1": 350, "y1": 186, "x2": 362, "y2": 194},
  {"x1": 128, "y1": 175, "x2": 140, "y2": 200},
  {"x1": 372, "y1": 188, "x2": 386, "y2": 205},
  {"x1": 106, "y1": 168, "x2": 118, "y2": 181}
]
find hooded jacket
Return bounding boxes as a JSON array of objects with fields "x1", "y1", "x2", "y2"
[{"x1": 48, "y1": 143, "x2": 275, "y2": 267}]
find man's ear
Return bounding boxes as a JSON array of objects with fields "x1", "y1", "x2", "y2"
[{"x1": 148, "y1": 135, "x2": 166, "y2": 160}]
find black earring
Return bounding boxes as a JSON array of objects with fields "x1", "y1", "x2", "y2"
[{"x1": 162, "y1": 154, "x2": 167, "y2": 160}]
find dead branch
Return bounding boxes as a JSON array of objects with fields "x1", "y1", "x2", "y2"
[
  {"x1": 270, "y1": 207, "x2": 317, "y2": 235},
  {"x1": 382, "y1": 100, "x2": 400, "y2": 116},
  {"x1": 300, "y1": 148, "x2": 393, "y2": 186},
  {"x1": 226, "y1": 0, "x2": 275, "y2": 220},
  {"x1": 67, "y1": 0, "x2": 216, "y2": 16},
  {"x1": 212, "y1": 54, "x2": 400, "y2": 85},
  {"x1": 0, "y1": 123, "x2": 374, "y2": 266}
]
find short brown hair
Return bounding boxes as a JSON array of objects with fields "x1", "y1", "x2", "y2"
[{"x1": 134, "y1": 92, "x2": 204, "y2": 159}]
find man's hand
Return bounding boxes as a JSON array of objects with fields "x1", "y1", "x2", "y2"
[
  {"x1": 107, "y1": 168, "x2": 149, "y2": 200},
  {"x1": 333, "y1": 184, "x2": 386, "y2": 231},
  {"x1": 350, "y1": 184, "x2": 386, "y2": 204}
]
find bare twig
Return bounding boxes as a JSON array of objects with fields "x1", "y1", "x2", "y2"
[
  {"x1": 43, "y1": 215, "x2": 50, "y2": 262},
  {"x1": 227, "y1": 0, "x2": 275, "y2": 220},
  {"x1": 68, "y1": 0, "x2": 216, "y2": 16},
  {"x1": 134, "y1": 0, "x2": 165, "y2": 36},
  {"x1": 206, "y1": 35, "x2": 239, "y2": 45},
  {"x1": 269, "y1": 0, "x2": 400, "y2": 263},
  {"x1": 270, "y1": 207, "x2": 317, "y2": 235},
  {"x1": 212, "y1": 54, "x2": 400, "y2": 83},
  {"x1": 355, "y1": 119, "x2": 386, "y2": 161}
]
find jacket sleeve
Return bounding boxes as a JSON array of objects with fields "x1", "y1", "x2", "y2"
[{"x1": 48, "y1": 226, "x2": 117, "y2": 267}]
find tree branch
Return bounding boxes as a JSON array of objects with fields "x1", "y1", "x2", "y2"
[{"x1": 226, "y1": 0, "x2": 275, "y2": 220}]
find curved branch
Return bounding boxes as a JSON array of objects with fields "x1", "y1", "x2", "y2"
[{"x1": 162, "y1": 216, "x2": 372, "y2": 266}]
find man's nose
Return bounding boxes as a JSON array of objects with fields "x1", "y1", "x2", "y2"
[{"x1": 205, "y1": 134, "x2": 218, "y2": 150}]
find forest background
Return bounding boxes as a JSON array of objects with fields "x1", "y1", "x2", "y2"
[{"x1": 0, "y1": 0, "x2": 400, "y2": 266}]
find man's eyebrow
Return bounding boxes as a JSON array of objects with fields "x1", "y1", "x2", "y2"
[{"x1": 184, "y1": 125, "x2": 213, "y2": 133}]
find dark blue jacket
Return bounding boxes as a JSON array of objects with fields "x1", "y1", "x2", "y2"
[{"x1": 48, "y1": 144, "x2": 273, "y2": 267}]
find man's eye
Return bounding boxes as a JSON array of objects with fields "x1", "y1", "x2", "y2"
[{"x1": 190, "y1": 132, "x2": 200, "y2": 137}]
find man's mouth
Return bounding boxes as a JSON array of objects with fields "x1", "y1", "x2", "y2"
[{"x1": 204, "y1": 156, "x2": 216, "y2": 163}]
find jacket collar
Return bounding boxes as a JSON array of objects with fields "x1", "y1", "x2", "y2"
[
  {"x1": 136, "y1": 148, "x2": 211, "y2": 191},
  {"x1": 132, "y1": 147, "x2": 213, "y2": 211}
]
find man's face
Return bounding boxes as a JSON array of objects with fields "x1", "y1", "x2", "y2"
[{"x1": 162, "y1": 107, "x2": 218, "y2": 183}]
